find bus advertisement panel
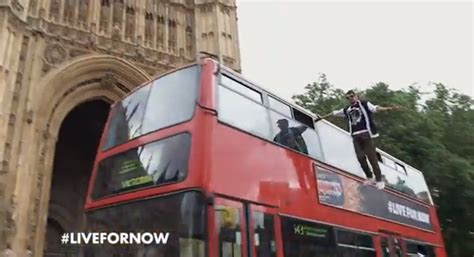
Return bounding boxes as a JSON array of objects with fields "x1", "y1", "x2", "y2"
[{"x1": 316, "y1": 166, "x2": 432, "y2": 231}]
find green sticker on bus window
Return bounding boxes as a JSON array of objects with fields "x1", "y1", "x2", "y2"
[
  {"x1": 118, "y1": 159, "x2": 143, "y2": 174},
  {"x1": 293, "y1": 224, "x2": 327, "y2": 238},
  {"x1": 121, "y1": 175, "x2": 153, "y2": 188}
]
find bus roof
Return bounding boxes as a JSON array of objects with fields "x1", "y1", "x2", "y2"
[
  {"x1": 111, "y1": 56, "x2": 426, "y2": 178},
  {"x1": 215, "y1": 59, "x2": 426, "y2": 177}
]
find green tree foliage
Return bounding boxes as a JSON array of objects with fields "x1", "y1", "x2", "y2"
[{"x1": 293, "y1": 76, "x2": 474, "y2": 257}]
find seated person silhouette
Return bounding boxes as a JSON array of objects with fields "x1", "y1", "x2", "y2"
[{"x1": 273, "y1": 119, "x2": 308, "y2": 154}]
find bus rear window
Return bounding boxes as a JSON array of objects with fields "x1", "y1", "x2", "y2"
[
  {"x1": 92, "y1": 133, "x2": 191, "y2": 199},
  {"x1": 102, "y1": 65, "x2": 199, "y2": 150}
]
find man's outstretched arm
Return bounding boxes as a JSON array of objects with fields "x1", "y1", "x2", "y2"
[
  {"x1": 318, "y1": 113, "x2": 333, "y2": 119},
  {"x1": 367, "y1": 102, "x2": 401, "y2": 112},
  {"x1": 376, "y1": 105, "x2": 401, "y2": 111},
  {"x1": 316, "y1": 109, "x2": 344, "y2": 121},
  {"x1": 293, "y1": 125, "x2": 308, "y2": 135}
]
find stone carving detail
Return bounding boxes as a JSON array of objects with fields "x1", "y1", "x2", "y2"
[
  {"x1": 42, "y1": 63, "x2": 52, "y2": 75},
  {"x1": 145, "y1": 0, "x2": 155, "y2": 46},
  {"x1": 49, "y1": 0, "x2": 60, "y2": 21},
  {"x1": 168, "y1": 9, "x2": 177, "y2": 52},
  {"x1": 100, "y1": 0, "x2": 111, "y2": 33},
  {"x1": 24, "y1": 110, "x2": 33, "y2": 124},
  {"x1": 63, "y1": 27, "x2": 76, "y2": 39},
  {"x1": 39, "y1": 7, "x2": 46, "y2": 18},
  {"x1": 63, "y1": 0, "x2": 75, "y2": 25},
  {"x1": 12, "y1": 92, "x2": 20, "y2": 102},
  {"x1": 145, "y1": 11, "x2": 154, "y2": 46},
  {"x1": 5, "y1": 195, "x2": 16, "y2": 237},
  {"x1": 111, "y1": 24, "x2": 121, "y2": 41},
  {"x1": 185, "y1": 26, "x2": 193, "y2": 54},
  {"x1": 156, "y1": 4, "x2": 166, "y2": 49},
  {"x1": 100, "y1": 73, "x2": 117, "y2": 90},
  {"x1": 44, "y1": 44, "x2": 68, "y2": 65},
  {"x1": 47, "y1": 23, "x2": 61, "y2": 34},
  {"x1": 30, "y1": 171, "x2": 43, "y2": 235},
  {"x1": 7, "y1": 13, "x2": 23, "y2": 30},
  {"x1": 133, "y1": 46, "x2": 145, "y2": 62},
  {"x1": 29, "y1": 0, "x2": 38, "y2": 15},
  {"x1": 145, "y1": 12, "x2": 154, "y2": 46},
  {"x1": 144, "y1": 67, "x2": 156, "y2": 77},
  {"x1": 12, "y1": 0, "x2": 24, "y2": 12},
  {"x1": 168, "y1": 23, "x2": 177, "y2": 52},
  {"x1": 0, "y1": 160, "x2": 8, "y2": 174},
  {"x1": 42, "y1": 130, "x2": 51, "y2": 140},
  {"x1": 87, "y1": 33, "x2": 98, "y2": 47},
  {"x1": 98, "y1": 37, "x2": 112, "y2": 49},
  {"x1": 8, "y1": 114, "x2": 16, "y2": 126},
  {"x1": 78, "y1": 0, "x2": 89, "y2": 28},
  {"x1": 69, "y1": 48, "x2": 89, "y2": 59},
  {"x1": 113, "y1": 0, "x2": 124, "y2": 28},
  {"x1": 125, "y1": 4, "x2": 135, "y2": 42}
]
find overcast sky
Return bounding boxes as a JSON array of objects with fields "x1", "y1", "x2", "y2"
[{"x1": 236, "y1": 0, "x2": 473, "y2": 103}]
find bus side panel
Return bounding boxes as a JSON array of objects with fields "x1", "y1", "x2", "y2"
[{"x1": 207, "y1": 121, "x2": 444, "y2": 248}]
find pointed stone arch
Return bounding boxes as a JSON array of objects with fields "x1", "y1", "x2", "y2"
[
  {"x1": 9, "y1": 54, "x2": 151, "y2": 256},
  {"x1": 32, "y1": 54, "x2": 150, "y2": 130}
]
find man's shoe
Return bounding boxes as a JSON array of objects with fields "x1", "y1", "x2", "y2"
[{"x1": 376, "y1": 181, "x2": 385, "y2": 190}]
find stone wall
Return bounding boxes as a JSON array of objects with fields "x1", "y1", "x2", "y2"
[{"x1": 0, "y1": 0, "x2": 241, "y2": 256}]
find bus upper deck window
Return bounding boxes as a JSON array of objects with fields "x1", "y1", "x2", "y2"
[
  {"x1": 395, "y1": 163, "x2": 407, "y2": 174},
  {"x1": 268, "y1": 96, "x2": 292, "y2": 117},
  {"x1": 221, "y1": 75, "x2": 262, "y2": 103},
  {"x1": 381, "y1": 156, "x2": 396, "y2": 169},
  {"x1": 292, "y1": 108, "x2": 314, "y2": 129}
]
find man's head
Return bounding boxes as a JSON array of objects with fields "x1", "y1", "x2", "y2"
[
  {"x1": 277, "y1": 119, "x2": 289, "y2": 130},
  {"x1": 345, "y1": 90, "x2": 359, "y2": 104}
]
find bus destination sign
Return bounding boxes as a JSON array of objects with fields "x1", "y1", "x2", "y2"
[
  {"x1": 116, "y1": 158, "x2": 153, "y2": 190},
  {"x1": 293, "y1": 224, "x2": 328, "y2": 238},
  {"x1": 282, "y1": 217, "x2": 332, "y2": 244}
]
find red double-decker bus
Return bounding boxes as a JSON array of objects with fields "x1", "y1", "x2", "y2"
[{"x1": 83, "y1": 54, "x2": 447, "y2": 257}]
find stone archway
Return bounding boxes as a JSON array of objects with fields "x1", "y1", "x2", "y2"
[
  {"x1": 44, "y1": 100, "x2": 110, "y2": 257},
  {"x1": 8, "y1": 55, "x2": 150, "y2": 257}
]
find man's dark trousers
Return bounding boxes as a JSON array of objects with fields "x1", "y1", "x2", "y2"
[{"x1": 352, "y1": 132, "x2": 382, "y2": 182}]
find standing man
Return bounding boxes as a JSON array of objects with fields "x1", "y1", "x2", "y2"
[
  {"x1": 317, "y1": 90, "x2": 400, "y2": 189},
  {"x1": 273, "y1": 119, "x2": 308, "y2": 154}
]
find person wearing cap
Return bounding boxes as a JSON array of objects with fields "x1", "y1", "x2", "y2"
[
  {"x1": 317, "y1": 90, "x2": 400, "y2": 190},
  {"x1": 273, "y1": 119, "x2": 308, "y2": 154}
]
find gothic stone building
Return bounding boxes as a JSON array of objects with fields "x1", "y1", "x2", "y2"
[{"x1": 0, "y1": 0, "x2": 241, "y2": 256}]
